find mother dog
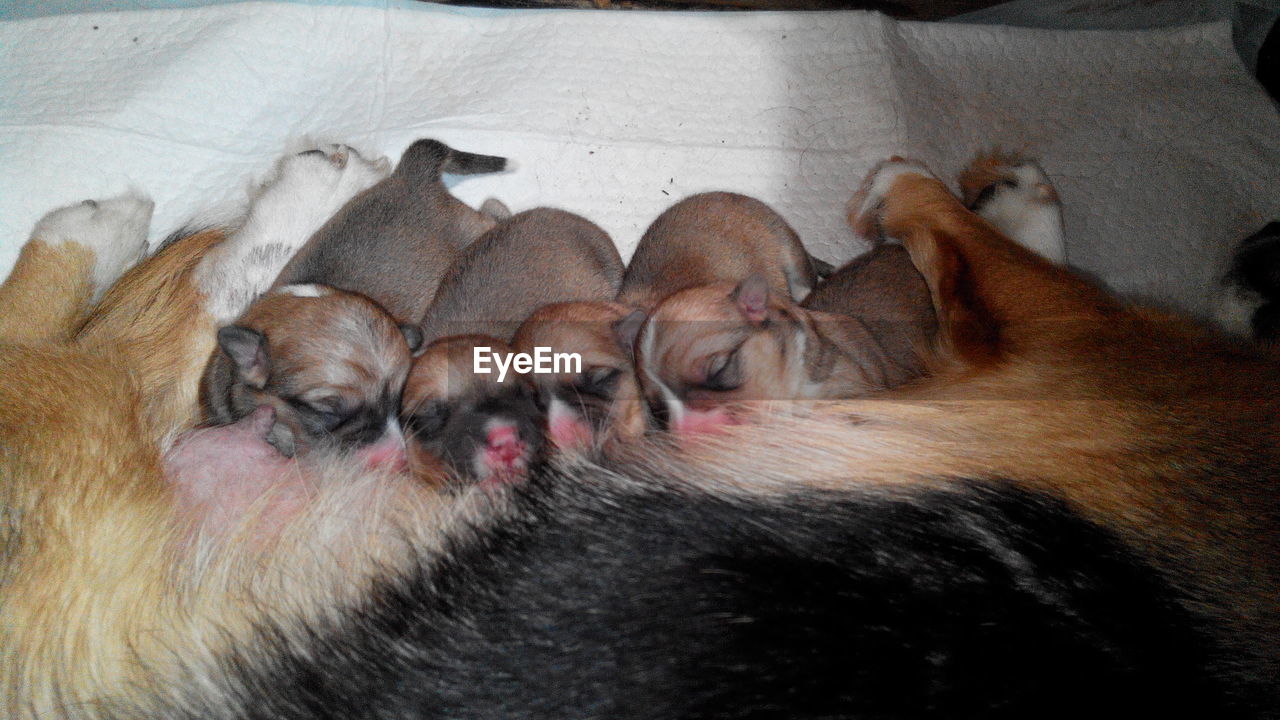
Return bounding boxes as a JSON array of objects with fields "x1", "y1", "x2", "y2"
[{"x1": 0, "y1": 154, "x2": 1276, "y2": 718}]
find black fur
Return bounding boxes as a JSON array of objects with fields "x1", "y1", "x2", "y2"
[{"x1": 178, "y1": 472, "x2": 1238, "y2": 719}]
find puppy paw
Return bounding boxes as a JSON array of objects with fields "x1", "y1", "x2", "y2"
[
  {"x1": 32, "y1": 192, "x2": 154, "y2": 297},
  {"x1": 957, "y1": 150, "x2": 1066, "y2": 263},
  {"x1": 847, "y1": 157, "x2": 938, "y2": 240}
]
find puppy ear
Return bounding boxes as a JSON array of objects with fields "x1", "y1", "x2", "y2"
[
  {"x1": 400, "y1": 324, "x2": 424, "y2": 353},
  {"x1": 217, "y1": 325, "x2": 270, "y2": 389},
  {"x1": 612, "y1": 310, "x2": 647, "y2": 358},
  {"x1": 732, "y1": 274, "x2": 770, "y2": 325}
]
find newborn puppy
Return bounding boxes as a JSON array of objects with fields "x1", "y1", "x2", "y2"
[
  {"x1": 800, "y1": 243, "x2": 937, "y2": 387},
  {"x1": 273, "y1": 138, "x2": 508, "y2": 322},
  {"x1": 510, "y1": 300, "x2": 645, "y2": 453},
  {"x1": 617, "y1": 191, "x2": 820, "y2": 310},
  {"x1": 201, "y1": 284, "x2": 415, "y2": 469},
  {"x1": 418, "y1": 207, "x2": 623, "y2": 342},
  {"x1": 401, "y1": 335, "x2": 544, "y2": 485},
  {"x1": 633, "y1": 271, "x2": 934, "y2": 435}
]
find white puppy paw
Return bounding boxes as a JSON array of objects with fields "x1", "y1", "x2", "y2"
[
  {"x1": 958, "y1": 152, "x2": 1067, "y2": 264},
  {"x1": 32, "y1": 193, "x2": 154, "y2": 299},
  {"x1": 847, "y1": 158, "x2": 938, "y2": 240},
  {"x1": 197, "y1": 143, "x2": 391, "y2": 323}
]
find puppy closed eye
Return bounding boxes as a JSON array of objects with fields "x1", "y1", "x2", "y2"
[
  {"x1": 295, "y1": 396, "x2": 352, "y2": 431},
  {"x1": 573, "y1": 366, "x2": 622, "y2": 400},
  {"x1": 408, "y1": 401, "x2": 451, "y2": 439},
  {"x1": 701, "y1": 350, "x2": 743, "y2": 392}
]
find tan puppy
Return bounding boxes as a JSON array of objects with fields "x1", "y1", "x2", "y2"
[
  {"x1": 617, "y1": 191, "x2": 819, "y2": 310},
  {"x1": 273, "y1": 138, "x2": 508, "y2": 323},
  {"x1": 800, "y1": 243, "x2": 937, "y2": 384},
  {"x1": 401, "y1": 334, "x2": 544, "y2": 484},
  {"x1": 201, "y1": 284, "x2": 415, "y2": 468},
  {"x1": 418, "y1": 207, "x2": 624, "y2": 343},
  {"x1": 631, "y1": 244, "x2": 939, "y2": 435},
  {"x1": 510, "y1": 300, "x2": 645, "y2": 452}
]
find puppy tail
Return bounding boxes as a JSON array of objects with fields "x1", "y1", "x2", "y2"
[{"x1": 398, "y1": 139, "x2": 507, "y2": 182}]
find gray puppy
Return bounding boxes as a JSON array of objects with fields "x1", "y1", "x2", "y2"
[
  {"x1": 418, "y1": 208, "x2": 624, "y2": 343},
  {"x1": 273, "y1": 138, "x2": 509, "y2": 323}
]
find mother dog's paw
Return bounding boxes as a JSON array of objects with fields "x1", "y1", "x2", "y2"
[
  {"x1": 957, "y1": 151, "x2": 1066, "y2": 264},
  {"x1": 250, "y1": 143, "x2": 391, "y2": 217},
  {"x1": 847, "y1": 158, "x2": 938, "y2": 241},
  {"x1": 32, "y1": 193, "x2": 154, "y2": 298}
]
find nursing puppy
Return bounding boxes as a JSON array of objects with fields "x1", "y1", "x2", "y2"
[
  {"x1": 617, "y1": 191, "x2": 819, "y2": 309},
  {"x1": 273, "y1": 138, "x2": 508, "y2": 323},
  {"x1": 417, "y1": 207, "x2": 624, "y2": 342},
  {"x1": 632, "y1": 247, "x2": 941, "y2": 434},
  {"x1": 510, "y1": 300, "x2": 645, "y2": 452},
  {"x1": 6, "y1": 153, "x2": 1280, "y2": 718},
  {"x1": 200, "y1": 284, "x2": 416, "y2": 467},
  {"x1": 408, "y1": 208, "x2": 621, "y2": 475},
  {"x1": 401, "y1": 334, "x2": 544, "y2": 484},
  {"x1": 197, "y1": 143, "x2": 420, "y2": 466}
]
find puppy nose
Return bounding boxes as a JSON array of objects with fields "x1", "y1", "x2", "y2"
[
  {"x1": 359, "y1": 434, "x2": 408, "y2": 473},
  {"x1": 486, "y1": 424, "x2": 524, "y2": 465}
]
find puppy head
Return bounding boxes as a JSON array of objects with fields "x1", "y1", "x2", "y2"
[
  {"x1": 632, "y1": 275, "x2": 810, "y2": 435},
  {"x1": 511, "y1": 301, "x2": 646, "y2": 453},
  {"x1": 212, "y1": 284, "x2": 416, "y2": 468},
  {"x1": 401, "y1": 335, "x2": 545, "y2": 486}
]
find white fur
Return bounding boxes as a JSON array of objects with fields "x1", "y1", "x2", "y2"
[
  {"x1": 638, "y1": 318, "x2": 687, "y2": 428},
  {"x1": 1212, "y1": 283, "x2": 1261, "y2": 337},
  {"x1": 31, "y1": 193, "x2": 154, "y2": 301},
  {"x1": 854, "y1": 159, "x2": 938, "y2": 226},
  {"x1": 973, "y1": 162, "x2": 1067, "y2": 264},
  {"x1": 276, "y1": 283, "x2": 332, "y2": 298},
  {"x1": 195, "y1": 144, "x2": 391, "y2": 323}
]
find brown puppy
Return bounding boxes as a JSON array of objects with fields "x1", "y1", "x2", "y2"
[
  {"x1": 632, "y1": 247, "x2": 938, "y2": 435},
  {"x1": 510, "y1": 300, "x2": 645, "y2": 452},
  {"x1": 617, "y1": 191, "x2": 819, "y2": 310},
  {"x1": 800, "y1": 243, "x2": 937, "y2": 384},
  {"x1": 401, "y1": 334, "x2": 544, "y2": 484},
  {"x1": 201, "y1": 284, "x2": 415, "y2": 468},
  {"x1": 418, "y1": 207, "x2": 624, "y2": 343},
  {"x1": 272, "y1": 139, "x2": 508, "y2": 323}
]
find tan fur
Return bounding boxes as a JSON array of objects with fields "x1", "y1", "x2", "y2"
[
  {"x1": 617, "y1": 191, "x2": 817, "y2": 309},
  {"x1": 201, "y1": 288, "x2": 412, "y2": 458},
  {"x1": 78, "y1": 229, "x2": 228, "y2": 441},
  {"x1": 418, "y1": 208, "x2": 623, "y2": 343},
  {"x1": 404, "y1": 334, "x2": 516, "y2": 408},
  {"x1": 0, "y1": 240, "x2": 97, "y2": 343},
  {"x1": 0, "y1": 224, "x2": 479, "y2": 718},
  {"x1": 511, "y1": 300, "x2": 647, "y2": 448}
]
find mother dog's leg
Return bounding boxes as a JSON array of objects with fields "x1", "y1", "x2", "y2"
[
  {"x1": 849, "y1": 158, "x2": 1119, "y2": 367},
  {"x1": 0, "y1": 194, "x2": 152, "y2": 344},
  {"x1": 850, "y1": 157, "x2": 1280, "y2": 703}
]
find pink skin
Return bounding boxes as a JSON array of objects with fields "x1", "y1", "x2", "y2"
[
  {"x1": 356, "y1": 433, "x2": 409, "y2": 473},
  {"x1": 547, "y1": 402, "x2": 593, "y2": 451},
  {"x1": 672, "y1": 406, "x2": 739, "y2": 436},
  {"x1": 165, "y1": 406, "x2": 313, "y2": 540},
  {"x1": 478, "y1": 422, "x2": 529, "y2": 486}
]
